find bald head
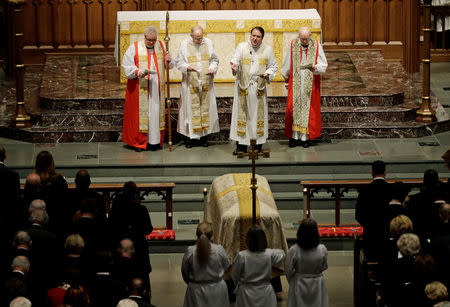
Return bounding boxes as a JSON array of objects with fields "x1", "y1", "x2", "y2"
[
  {"x1": 190, "y1": 26, "x2": 204, "y2": 45},
  {"x1": 75, "y1": 169, "x2": 91, "y2": 190},
  {"x1": 128, "y1": 277, "x2": 146, "y2": 296},
  {"x1": 299, "y1": 27, "x2": 312, "y2": 46},
  {"x1": 26, "y1": 173, "x2": 41, "y2": 186}
]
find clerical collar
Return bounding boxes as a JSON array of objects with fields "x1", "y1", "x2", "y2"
[
  {"x1": 301, "y1": 44, "x2": 309, "y2": 48},
  {"x1": 146, "y1": 46, "x2": 154, "y2": 50},
  {"x1": 389, "y1": 201, "x2": 402, "y2": 206}
]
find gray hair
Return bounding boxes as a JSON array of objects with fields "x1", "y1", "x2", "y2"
[
  {"x1": 29, "y1": 199, "x2": 46, "y2": 213},
  {"x1": 9, "y1": 297, "x2": 32, "y2": 307},
  {"x1": 434, "y1": 302, "x2": 450, "y2": 307},
  {"x1": 11, "y1": 256, "x2": 30, "y2": 272},
  {"x1": 397, "y1": 233, "x2": 420, "y2": 257},
  {"x1": 299, "y1": 26, "x2": 312, "y2": 36},
  {"x1": 425, "y1": 281, "x2": 448, "y2": 301},
  {"x1": 116, "y1": 298, "x2": 139, "y2": 307},
  {"x1": 191, "y1": 25, "x2": 204, "y2": 34},
  {"x1": 13, "y1": 231, "x2": 31, "y2": 247},
  {"x1": 29, "y1": 209, "x2": 49, "y2": 226},
  {"x1": 144, "y1": 26, "x2": 158, "y2": 37}
]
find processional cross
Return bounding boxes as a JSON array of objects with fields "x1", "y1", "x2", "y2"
[{"x1": 237, "y1": 139, "x2": 270, "y2": 224}]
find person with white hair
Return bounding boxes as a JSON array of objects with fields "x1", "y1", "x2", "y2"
[
  {"x1": 2, "y1": 256, "x2": 31, "y2": 306},
  {"x1": 9, "y1": 296, "x2": 32, "y2": 307},
  {"x1": 122, "y1": 25, "x2": 174, "y2": 152},
  {"x1": 281, "y1": 26, "x2": 327, "y2": 148},
  {"x1": 175, "y1": 25, "x2": 220, "y2": 148},
  {"x1": 29, "y1": 199, "x2": 46, "y2": 213},
  {"x1": 117, "y1": 298, "x2": 139, "y2": 307}
]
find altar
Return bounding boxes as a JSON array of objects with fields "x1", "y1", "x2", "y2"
[{"x1": 115, "y1": 9, "x2": 322, "y2": 83}]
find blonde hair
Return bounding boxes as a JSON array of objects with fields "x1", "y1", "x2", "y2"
[
  {"x1": 425, "y1": 281, "x2": 448, "y2": 301},
  {"x1": 389, "y1": 215, "x2": 413, "y2": 237},
  {"x1": 65, "y1": 234, "x2": 85, "y2": 255},
  {"x1": 196, "y1": 222, "x2": 213, "y2": 266},
  {"x1": 397, "y1": 233, "x2": 420, "y2": 257}
]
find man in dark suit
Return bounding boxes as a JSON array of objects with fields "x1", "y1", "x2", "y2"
[
  {"x1": 25, "y1": 209, "x2": 60, "y2": 307},
  {"x1": 355, "y1": 160, "x2": 392, "y2": 261},
  {"x1": 10, "y1": 231, "x2": 33, "y2": 260},
  {"x1": 127, "y1": 277, "x2": 154, "y2": 307},
  {"x1": 113, "y1": 238, "x2": 142, "y2": 288},
  {"x1": 431, "y1": 203, "x2": 450, "y2": 288},
  {"x1": 1, "y1": 256, "x2": 31, "y2": 306}
]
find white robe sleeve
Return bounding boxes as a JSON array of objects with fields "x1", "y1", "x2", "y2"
[
  {"x1": 181, "y1": 246, "x2": 194, "y2": 284},
  {"x1": 314, "y1": 43, "x2": 328, "y2": 75},
  {"x1": 265, "y1": 46, "x2": 278, "y2": 83},
  {"x1": 208, "y1": 40, "x2": 220, "y2": 74},
  {"x1": 270, "y1": 248, "x2": 285, "y2": 266},
  {"x1": 218, "y1": 245, "x2": 231, "y2": 271},
  {"x1": 281, "y1": 48, "x2": 291, "y2": 80},
  {"x1": 319, "y1": 244, "x2": 329, "y2": 272},
  {"x1": 175, "y1": 39, "x2": 190, "y2": 74},
  {"x1": 231, "y1": 252, "x2": 243, "y2": 285},
  {"x1": 122, "y1": 44, "x2": 138, "y2": 79},
  {"x1": 230, "y1": 43, "x2": 243, "y2": 66},
  {"x1": 285, "y1": 246, "x2": 296, "y2": 283}
]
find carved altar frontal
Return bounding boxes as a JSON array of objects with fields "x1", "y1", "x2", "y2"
[{"x1": 115, "y1": 9, "x2": 322, "y2": 83}]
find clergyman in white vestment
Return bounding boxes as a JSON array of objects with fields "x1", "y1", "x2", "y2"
[
  {"x1": 175, "y1": 26, "x2": 220, "y2": 148},
  {"x1": 230, "y1": 26, "x2": 278, "y2": 155}
]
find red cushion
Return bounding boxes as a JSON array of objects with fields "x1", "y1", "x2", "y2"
[
  {"x1": 146, "y1": 228, "x2": 175, "y2": 240},
  {"x1": 318, "y1": 226, "x2": 363, "y2": 238}
]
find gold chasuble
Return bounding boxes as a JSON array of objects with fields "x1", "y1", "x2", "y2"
[
  {"x1": 205, "y1": 173, "x2": 288, "y2": 265},
  {"x1": 291, "y1": 38, "x2": 317, "y2": 134},
  {"x1": 187, "y1": 42, "x2": 210, "y2": 132},
  {"x1": 136, "y1": 41, "x2": 166, "y2": 133},
  {"x1": 237, "y1": 43, "x2": 268, "y2": 137}
]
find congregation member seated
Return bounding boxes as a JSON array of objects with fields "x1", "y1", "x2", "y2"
[
  {"x1": 232, "y1": 225, "x2": 285, "y2": 307},
  {"x1": 33, "y1": 150, "x2": 68, "y2": 234},
  {"x1": 10, "y1": 230, "x2": 32, "y2": 261},
  {"x1": 425, "y1": 281, "x2": 449, "y2": 307},
  {"x1": 1, "y1": 256, "x2": 31, "y2": 306},
  {"x1": 113, "y1": 239, "x2": 146, "y2": 292},
  {"x1": 285, "y1": 218, "x2": 329, "y2": 307},
  {"x1": 126, "y1": 277, "x2": 154, "y2": 307},
  {"x1": 355, "y1": 160, "x2": 391, "y2": 261},
  {"x1": 61, "y1": 234, "x2": 85, "y2": 286},
  {"x1": 62, "y1": 285, "x2": 90, "y2": 307},
  {"x1": 382, "y1": 233, "x2": 422, "y2": 307},
  {"x1": 110, "y1": 181, "x2": 153, "y2": 301},
  {"x1": 181, "y1": 222, "x2": 230, "y2": 307},
  {"x1": 25, "y1": 209, "x2": 60, "y2": 307}
]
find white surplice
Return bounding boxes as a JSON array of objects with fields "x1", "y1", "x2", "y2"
[
  {"x1": 175, "y1": 37, "x2": 220, "y2": 139},
  {"x1": 181, "y1": 243, "x2": 230, "y2": 307},
  {"x1": 285, "y1": 243, "x2": 329, "y2": 307},
  {"x1": 232, "y1": 249, "x2": 285, "y2": 307},
  {"x1": 229, "y1": 41, "x2": 278, "y2": 145},
  {"x1": 122, "y1": 43, "x2": 174, "y2": 145},
  {"x1": 281, "y1": 41, "x2": 327, "y2": 141}
]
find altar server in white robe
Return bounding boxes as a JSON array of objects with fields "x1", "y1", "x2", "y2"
[
  {"x1": 181, "y1": 222, "x2": 230, "y2": 307},
  {"x1": 286, "y1": 218, "x2": 329, "y2": 307},
  {"x1": 122, "y1": 26, "x2": 174, "y2": 152},
  {"x1": 176, "y1": 26, "x2": 220, "y2": 148},
  {"x1": 230, "y1": 26, "x2": 278, "y2": 155},
  {"x1": 232, "y1": 225, "x2": 285, "y2": 307}
]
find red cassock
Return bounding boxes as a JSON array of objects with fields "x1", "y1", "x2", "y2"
[
  {"x1": 122, "y1": 41, "x2": 166, "y2": 149},
  {"x1": 285, "y1": 40, "x2": 322, "y2": 140}
]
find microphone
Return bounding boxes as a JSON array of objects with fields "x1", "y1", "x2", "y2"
[{"x1": 250, "y1": 50, "x2": 253, "y2": 55}]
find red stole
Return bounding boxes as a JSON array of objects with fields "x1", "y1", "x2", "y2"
[
  {"x1": 285, "y1": 40, "x2": 322, "y2": 140},
  {"x1": 122, "y1": 41, "x2": 166, "y2": 149}
]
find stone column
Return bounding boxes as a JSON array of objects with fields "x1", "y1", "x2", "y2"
[{"x1": 9, "y1": 0, "x2": 30, "y2": 127}]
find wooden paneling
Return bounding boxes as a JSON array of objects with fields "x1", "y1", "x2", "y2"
[{"x1": 13, "y1": 0, "x2": 420, "y2": 71}]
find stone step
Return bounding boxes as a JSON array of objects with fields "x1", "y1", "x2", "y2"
[
  {"x1": 39, "y1": 91, "x2": 405, "y2": 111},
  {"x1": 37, "y1": 110, "x2": 123, "y2": 127}
]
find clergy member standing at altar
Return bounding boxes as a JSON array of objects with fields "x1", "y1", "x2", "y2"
[
  {"x1": 230, "y1": 26, "x2": 278, "y2": 155},
  {"x1": 282, "y1": 27, "x2": 327, "y2": 148},
  {"x1": 122, "y1": 26, "x2": 173, "y2": 152},
  {"x1": 175, "y1": 25, "x2": 220, "y2": 148}
]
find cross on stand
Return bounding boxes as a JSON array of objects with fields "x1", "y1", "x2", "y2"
[{"x1": 237, "y1": 139, "x2": 270, "y2": 224}]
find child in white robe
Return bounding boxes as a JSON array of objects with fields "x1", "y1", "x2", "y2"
[
  {"x1": 286, "y1": 218, "x2": 329, "y2": 307},
  {"x1": 232, "y1": 225, "x2": 285, "y2": 307},
  {"x1": 181, "y1": 222, "x2": 230, "y2": 307}
]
